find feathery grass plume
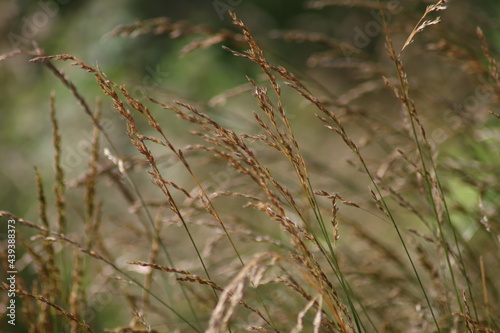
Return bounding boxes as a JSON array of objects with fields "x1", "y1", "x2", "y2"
[
  {"x1": 223, "y1": 15, "x2": 369, "y2": 329},
  {"x1": 477, "y1": 27, "x2": 500, "y2": 87},
  {"x1": 31, "y1": 55, "x2": 105, "y2": 134},
  {"x1": 380, "y1": 2, "x2": 500, "y2": 330},
  {"x1": 2, "y1": 1, "x2": 500, "y2": 331},
  {"x1": 2, "y1": 210, "x2": 198, "y2": 331},
  {"x1": 34, "y1": 54, "x2": 219, "y2": 330},
  {"x1": 0, "y1": 284, "x2": 95, "y2": 333},
  {"x1": 0, "y1": 48, "x2": 42, "y2": 63},
  {"x1": 49, "y1": 92, "x2": 67, "y2": 236},
  {"x1": 236, "y1": 6, "x2": 415, "y2": 328},
  {"x1": 400, "y1": 0, "x2": 448, "y2": 55},
  {"x1": 330, "y1": 196, "x2": 339, "y2": 243}
]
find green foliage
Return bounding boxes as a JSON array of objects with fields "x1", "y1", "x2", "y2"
[{"x1": 1, "y1": 1, "x2": 499, "y2": 332}]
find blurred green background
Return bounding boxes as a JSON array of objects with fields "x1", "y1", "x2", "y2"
[
  {"x1": 1, "y1": 0, "x2": 499, "y2": 220},
  {"x1": 1, "y1": 0, "x2": 499, "y2": 331}
]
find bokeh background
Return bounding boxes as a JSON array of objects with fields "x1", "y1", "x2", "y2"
[
  {"x1": 1, "y1": 0, "x2": 500, "y2": 332},
  {"x1": 1, "y1": 0, "x2": 498, "y2": 225},
  {"x1": 2, "y1": 0, "x2": 500, "y2": 226}
]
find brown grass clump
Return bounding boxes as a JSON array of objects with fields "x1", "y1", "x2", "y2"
[{"x1": 1, "y1": 2, "x2": 499, "y2": 332}]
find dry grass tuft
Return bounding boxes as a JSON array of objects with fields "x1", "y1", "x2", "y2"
[{"x1": 1, "y1": 2, "x2": 499, "y2": 332}]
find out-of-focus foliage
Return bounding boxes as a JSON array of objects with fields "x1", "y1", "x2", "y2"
[{"x1": 1, "y1": 1, "x2": 499, "y2": 332}]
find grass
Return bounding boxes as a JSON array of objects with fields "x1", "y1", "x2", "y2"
[{"x1": 1, "y1": 2, "x2": 499, "y2": 332}]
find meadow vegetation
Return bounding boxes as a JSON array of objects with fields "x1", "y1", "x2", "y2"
[{"x1": 1, "y1": 1, "x2": 499, "y2": 332}]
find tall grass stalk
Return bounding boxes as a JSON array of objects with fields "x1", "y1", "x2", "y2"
[{"x1": 1, "y1": 2, "x2": 499, "y2": 332}]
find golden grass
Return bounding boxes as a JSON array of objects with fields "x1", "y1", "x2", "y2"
[{"x1": 1, "y1": 2, "x2": 499, "y2": 332}]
